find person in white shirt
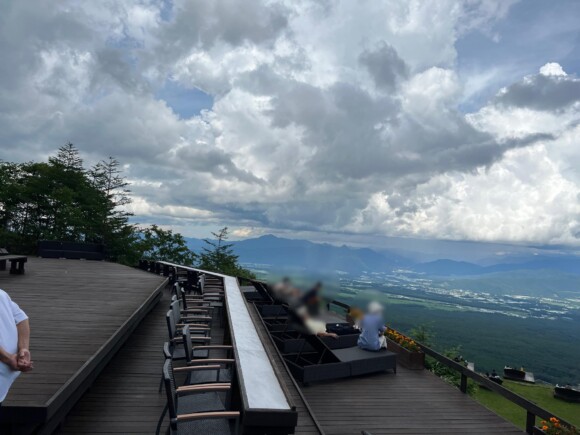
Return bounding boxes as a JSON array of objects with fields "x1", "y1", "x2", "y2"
[{"x1": 0, "y1": 289, "x2": 33, "y2": 406}]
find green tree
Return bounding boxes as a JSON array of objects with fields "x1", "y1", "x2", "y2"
[
  {"x1": 0, "y1": 145, "x2": 200, "y2": 269},
  {"x1": 410, "y1": 324, "x2": 435, "y2": 347},
  {"x1": 89, "y1": 157, "x2": 134, "y2": 262},
  {"x1": 49, "y1": 142, "x2": 84, "y2": 172},
  {"x1": 136, "y1": 224, "x2": 197, "y2": 265},
  {"x1": 198, "y1": 227, "x2": 255, "y2": 279}
]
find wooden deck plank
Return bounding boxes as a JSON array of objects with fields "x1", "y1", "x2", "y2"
[
  {"x1": 58, "y1": 283, "x2": 227, "y2": 434},
  {"x1": 301, "y1": 363, "x2": 523, "y2": 434},
  {"x1": 0, "y1": 258, "x2": 165, "y2": 433}
]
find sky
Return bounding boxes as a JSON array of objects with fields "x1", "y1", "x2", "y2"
[{"x1": 1, "y1": 0, "x2": 579, "y2": 247}]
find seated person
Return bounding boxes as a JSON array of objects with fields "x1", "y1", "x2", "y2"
[
  {"x1": 296, "y1": 306, "x2": 338, "y2": 339},
  {"x1": 273, "y1": 277, "x2": 301, "y2": 304},
  {"x1": 300, "y1": 282, "x2": 322, "y2": 316},
  {"x1": 272, "y1": 277, "x2": 291, "y2": 300},
  {"x1": 357, "y1": 302, "x2": 387, "y2": 351}
]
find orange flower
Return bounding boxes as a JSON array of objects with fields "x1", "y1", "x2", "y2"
[{"x1": 542, "y1": 425, "x2": 548, "y2": 431}]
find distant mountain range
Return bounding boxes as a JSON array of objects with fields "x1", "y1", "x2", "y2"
[
  {"x1": 186, "y1": 234, "x2": 580, "y2": 277},
  {"x1": 415, "y1": 256, "x2": 580, "y2": 276},
  {"x1": 186, "y1": 234, "x2": 407, "y2": 274}
]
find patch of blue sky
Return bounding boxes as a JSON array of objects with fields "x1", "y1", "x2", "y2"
[
  {"x1": 159, "y1": 0, "x2": 174, "y2": 22},
  {"x1": 156, "y1": 80, "x2": 214, "y2": 119},
  {"x1": 456, "y1": 0, "x2": 580, "y2": 113}
]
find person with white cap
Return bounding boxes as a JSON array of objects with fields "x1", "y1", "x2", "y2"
[{"x1": 357, "y1": 301, "x2": 387, "y2": 351}]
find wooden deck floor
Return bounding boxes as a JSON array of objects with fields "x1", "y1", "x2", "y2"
[
  {"x1": 57, "y1": 286, "x2": 172, "y2": 434},
  {"x1": 301, "y1": 360, "x2": 523, "y2": 434},
  {"x1": 0, "y1": 258, "x2": 166, "y2": 434},
  {"x1": 58, "y1": 283, "x2": 227, "y2": 434}
]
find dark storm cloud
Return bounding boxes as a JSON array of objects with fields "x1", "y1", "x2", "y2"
[
  {"x1": 495, "y1": 72, "x2": 580, "y2": 111},
  {"x1": 359, "y1": 42, "x2": 409, "y2": 90},
  {"x1": 155, "y1": 0, "x2": 288, "y2": 52}
]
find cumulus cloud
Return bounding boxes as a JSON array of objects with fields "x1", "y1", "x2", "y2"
[
  {"x1": 494, "y1": 63, "x2": 580, "y2": 111},
  {"x1": 1, "y1": 0, "x2": 579, "y2": 245}
]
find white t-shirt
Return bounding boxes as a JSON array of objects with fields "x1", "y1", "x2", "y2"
[{"x1": 0, "y1": 289, "x2": 28, "y2": 402}]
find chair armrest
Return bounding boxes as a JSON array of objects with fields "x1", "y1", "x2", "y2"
[
  {"x1": 176, "y1": 324, "x2": 211, "y2": 330},
  {"x1": 176, "y1": 383, "x2": 231, "y2": 395},
  {"x1": 181, "y1": 308, "x2": 213, "y2": 313},
  {"x1": 172, "y1": 364, "x2": 221, "y2": 373},
  {"x1": 177, "y1": 316, "x2": 212, "y2": 322},
  {"x1": 176, "y1": 411, "x2": 240, "y2": 423},
  {"x1": 183, "y1": 315, "x2": 212, "y2": 319},
  {"x1": 184, "y1": 358, "x2": 235, "y2": 367},
  {"x1": 189, "y1": 336, "x2": 212, "y2": 342},
  {"x1": 171, "y1": 336, "x2": 212, "y2": 343},
  {"x1": 192, "y1": 345, "x2": 233, "y2": 352}
]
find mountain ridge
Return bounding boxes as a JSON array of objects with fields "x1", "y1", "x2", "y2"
[{"x1": 185, "y1": 234, "x2": 580, "y2": 276}]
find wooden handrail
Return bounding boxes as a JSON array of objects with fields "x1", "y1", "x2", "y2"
[{"x1": 417, "y1": 343, "x2": 573, "y2": 433}]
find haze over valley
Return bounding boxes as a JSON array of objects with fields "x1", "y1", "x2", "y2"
[{"x1": 188, "y1": 234, "x2": 580, "y2": 385}]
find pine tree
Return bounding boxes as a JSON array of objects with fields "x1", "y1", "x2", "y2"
[
  {"x1": 90, "y1": 157, "x2": 134, "y2": 262},
  {"x1": 198, "y1": 227, "x2": 255, "y2": 278},
  {"x1": 49, "y1": 142, "x2": 84, "y2": 172}
]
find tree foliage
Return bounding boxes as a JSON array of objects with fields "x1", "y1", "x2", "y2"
[
  {"x1": 0, "y1": 144, "x2": 193, "y2": 265},
  {"x1": 198, "y1": 227, "x2": 255, "y2": 279},
  {"x1": 0, "y1": 145, "x2": 251, "y2": 277},
  {"x1": 137, "y1": 224, "x2": 197, "y2": 265}
]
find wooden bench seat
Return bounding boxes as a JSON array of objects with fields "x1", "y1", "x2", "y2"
[{"x1": 0, "y1": 255, "x2": 27, "y2": 274}]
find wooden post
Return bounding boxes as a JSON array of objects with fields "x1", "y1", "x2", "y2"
[
  {"x1": 460, "y1": 373, "x2": 467, "y2": 393},
  {"x1": 526, "y1": 411, "x2": 535, "y2": 434}
]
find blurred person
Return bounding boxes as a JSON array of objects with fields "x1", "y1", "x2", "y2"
[
  {"x1": 296, "y1": 306, "x2": 338, "y2": 339},
  {"x1": 357, "y1": 301, "x2": 387, "y2": 351},
  {"x1": 300, "y1": 281, "x2": 322, "y2": 316},
  {"x1": 272, "y1": 277, "x2": 291, "y2": 300},
  {"x1": 0, "y1": 289, "x2": 33, "y2": 407}
]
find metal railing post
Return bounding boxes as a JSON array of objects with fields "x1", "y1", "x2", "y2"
[
  {"x1": 460, "y1": 373, "x2": 467, "y2": 393},
  {"x1": 526, "y1": 411, "x2": 535, "y2": 434}
]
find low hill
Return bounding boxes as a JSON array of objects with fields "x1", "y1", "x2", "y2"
[{"x1": 415, "y1": 255, "x2": 580, "y2": 277}]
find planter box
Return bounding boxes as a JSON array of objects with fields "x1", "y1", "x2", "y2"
[
  {"x1": 533, "y1": 427, "x2": 547, "y2": 435},
  {"x1": 386, "y1": 338, "x2": 424, "y2": 370}
]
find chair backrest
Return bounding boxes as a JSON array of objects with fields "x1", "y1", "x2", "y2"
[
  {"x1": 168, "y1": 266, "x2": 177, "y2": 284},
  {"x1": 162, "y1": 359, "x2": 178, "y2": 422},
  {"x1": 181, "y1": 324, "x2": 193, "y2": 364},
  {"x1": 172, "y1": 282, "x2": 180, "y2": 298},
  {"x1": 170, "y1": 300, "x2": 181, "y2": 324},
  {"x1": 166, "y1": 310, "x2": 178, "y2": 340},
  {"x1": 179, "y1": 286, "x2": 188, "y2": 310},
  {"x1": 163, "y1": 342, "x2": 172, "y2": 359}
]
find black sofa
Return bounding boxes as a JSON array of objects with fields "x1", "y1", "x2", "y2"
[{"x1": 38, "y1": 241, "x2": 105, "y2": 261}]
